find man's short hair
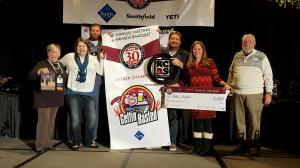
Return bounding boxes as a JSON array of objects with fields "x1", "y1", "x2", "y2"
[
  {"x1": 90, "y1": 23, "x2": 102, "y2": 31},
  {"x1": 169, "y1": 31, "x2": 182, "y2": 42}
]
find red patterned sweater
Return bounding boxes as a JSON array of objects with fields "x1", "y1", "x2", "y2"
[{"x1": 186, "y1": 59, "x2": 224, "y2": 119}]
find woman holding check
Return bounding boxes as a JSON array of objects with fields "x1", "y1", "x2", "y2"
[{"x1": 184, "y1": 41, "x2": 230, "y2": 156}]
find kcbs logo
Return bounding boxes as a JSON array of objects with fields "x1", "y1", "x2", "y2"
[
  {"x1": 147, "y1": 53, "x2": 178, "y2": 84},
  {"x1": 154, "y1": 58, "x2": 171, "y2": 78}
]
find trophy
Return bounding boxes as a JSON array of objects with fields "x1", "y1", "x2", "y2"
[{"x1": 147, "y1": 53, "x2": 179, "y2": 107}]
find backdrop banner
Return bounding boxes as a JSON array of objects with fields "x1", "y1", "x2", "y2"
[
  {"x1": 102, "y1": 25, "x2": 170, "y2": 149},
  {"x1": 64, "y1": 0, "x2": 215, "y2": 26}
]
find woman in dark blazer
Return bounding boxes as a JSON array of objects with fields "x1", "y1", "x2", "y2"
[{"x1": 28, "y1": 43, "x2": 67, "y2": 153}]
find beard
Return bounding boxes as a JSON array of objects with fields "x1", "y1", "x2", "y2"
[
  {"x1": 169, "y1": 43, "x2": 180, "y2": 50},
  {"x1": 90, "y1": 34, "x2": 100, "y2": 41},
  {"x1": 242, "y1": 46, "x2": 253, "y2": 55}
]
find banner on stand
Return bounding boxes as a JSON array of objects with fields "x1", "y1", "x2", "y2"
[{"x1": 102, "y1": 25, "x2": 170, "y2": 149}]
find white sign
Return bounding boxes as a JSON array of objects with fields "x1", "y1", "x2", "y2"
[
  {"x1": 63, "y1": 0, "x2": 215, "y2": 26},
  {"x1": 164, "y1": 87, "x2": 230, "y2": 111},
  {"x1": 81, "y1": 26, "x2": 172, "y2": 48},
  {"x1": 103, "y1": 25, "x2": 170, "y2": 149}
]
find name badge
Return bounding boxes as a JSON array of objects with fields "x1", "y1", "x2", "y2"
[
  {"x1": 56, "y1": 75, "x2": 64, "y2": 91},
  {"x1": 57, "y1": 76, "x2": 63, "y2": 84}
]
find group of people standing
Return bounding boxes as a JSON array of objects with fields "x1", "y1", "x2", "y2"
[
  {"x1": 28, "y1": 24, "x2": 273, "y2": 157},
  {"x1": 162, "y1": 31, "x2": 273, "y2": 157},
  {"x1": 28, "y1": 24, "x2": 104, "y2": 152}
]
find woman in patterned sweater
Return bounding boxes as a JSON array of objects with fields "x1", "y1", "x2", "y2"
[{"x1": 184, "y1": 41, "x2": 231, "y2": 156}]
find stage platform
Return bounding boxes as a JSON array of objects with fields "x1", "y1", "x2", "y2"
[{"x1": 0, "y1": 137, "x2": 299, "y2": 168}]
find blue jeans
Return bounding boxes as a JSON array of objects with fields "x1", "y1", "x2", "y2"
[
  {"x1": 94, "y1": 75, "x2": 101, "y2": 140},
  {"x1": 168, "y1": 108, "x2": 178, "y2": 144},
  {"x1": 67, "y1": 94, "x2": 98, "y2": 146}
]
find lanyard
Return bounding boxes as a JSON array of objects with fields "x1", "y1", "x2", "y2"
[{"x1": 47, "y1": 59, "x2": 63, "y2": 75}]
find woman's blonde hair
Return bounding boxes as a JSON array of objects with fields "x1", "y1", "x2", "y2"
[{"x1": 47, "y1": 43, "x2": 61, "y2": 55}]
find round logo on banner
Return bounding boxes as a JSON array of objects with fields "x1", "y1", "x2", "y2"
[
  {"x1": 128, "y1": 0, "x2": 150, "y2": 9},
  {"x1": 120, "y1": 85, "x2": 155, "y2": 114},
  {"x1": 147, "y1": 53, "x2": 178, "y2": 84},
  {"x1": 120, "y1": 43, "x2": 145, "y2": 69}
]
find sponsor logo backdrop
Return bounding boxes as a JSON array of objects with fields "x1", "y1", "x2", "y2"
[{"x1": 64, "y1": 0, "x2": 215, "y2": 26}]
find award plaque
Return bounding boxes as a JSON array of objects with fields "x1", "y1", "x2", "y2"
[
  {"x1": 147, "y1": 53, "x2": 178, "y2": 85},
  {"x1": 40, "y1": 72, "x2": 56, "y2": 91},
  {"x1": 40, "y1": 72, "x2": 64, "y2": 92}
]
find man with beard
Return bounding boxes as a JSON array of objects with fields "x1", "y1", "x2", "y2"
[
  {"x1": 227, "y1": 33, "x2": 273, "y2": 156},
  {"x1": 161, "y1": 31, "x2": 189, "y2": 151},
  {"x1": 88, "y1": 23, "x2": 103, "y2": 57},
  {"x1": 87, "y1": 23, "x2": 105, "y2": 146}
]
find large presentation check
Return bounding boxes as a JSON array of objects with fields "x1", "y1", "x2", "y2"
[{"x1": 164, "y1": 87, "x2": 230, "y2": 111}]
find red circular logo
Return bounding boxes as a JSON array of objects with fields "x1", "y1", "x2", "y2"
[
  {"x1": 120, "y1": 43, "x2": 144, "y2": 69},
  {"x1": 128, "y1": 0, "x2": 150, "y2": 9}
]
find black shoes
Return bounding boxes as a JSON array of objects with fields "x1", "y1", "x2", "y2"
[
  {"x1": 232, "y1": 145, "x2": 260, "y2": 156},
  {"x1": 249, "y1": 147, "x2": 260, "y2": 156},
  {"x1": 192, "y1": 146, "x2": 212, "y2": 156},
  {"x1": 192, "y1": 148, "x2": 201, "y2": 154},
  {"x1": 197, "y1": 149, "x2": 211, "y2": 156},
  {"x1": 232, "y1": 144, "x2": 248, "y2": 154}
]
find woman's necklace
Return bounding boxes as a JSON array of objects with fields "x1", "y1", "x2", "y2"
[{"x1": 47, "y1": 59, "x2": 63, "y2": 74}]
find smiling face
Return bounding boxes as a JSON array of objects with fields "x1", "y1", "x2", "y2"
[
  {"x1": 192, "y1": 43, "x2": 203, "y2": 61},
  {"x1": 76, "y1": 41, "x2": 88, "y2": 56},
  {"x1": 75, "y1": 38, "x2": 90, "y2": 57},
  {"x1": 47, "y1": 44, "x2": 61, "y2": 62},
  {"x1": 188, "y1": 41, "x2": 207, "y2": 65},
  {"x1": 168, "y1": 33, "x2": 181, "y2": 50}
]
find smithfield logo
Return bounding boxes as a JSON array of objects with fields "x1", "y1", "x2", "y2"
[
  {"x1": 120, "y1": 43, "x2": 144, "y2": 69},
  {"x1": 98, "y1": 4, "x2": 116, "y2": 22},
  {"x1": 110, "y1": 85, "x2": 161, "y2": 126}
]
